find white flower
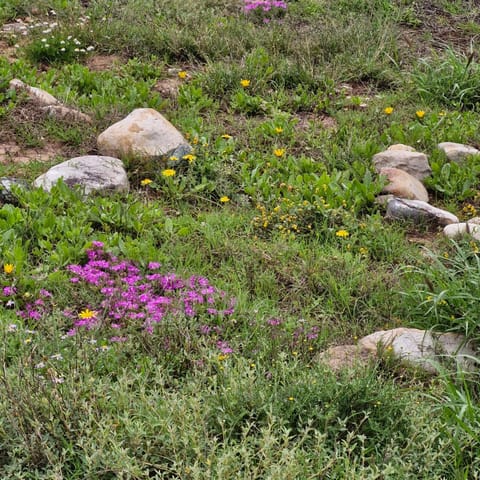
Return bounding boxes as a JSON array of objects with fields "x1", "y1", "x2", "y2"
[
  {"x1": 73, "y1": 38, "x2": 81, "y2": 45},
  {"x1": 86, "y1": 45, "x2": 94, "y2": 51},
  {"x1": 44, "y1": 44, "x2": 49, "y2": 48},
  {"x1": 60, "y1": 40, "x2": 65, "y2": 44},
  {"x1": 50, "y1": 9, "x2": 57, "y2": 15},
  {"x1": 50, "y1": 353, "x2": 63, "y2": 361},
  {"x1": 67, "y1": 35, "x2": 72, "y2": 40},
  {"x1": 60, "y1": 48, "x2": 66, "y2": 52},
  {"x1": 74, "y1": 48, "x2": 79, "y2": 52},
  {"x1": 7, "y1": 324, "x2": 17, "y2": 332},
  {"x1": 41, "y1": 38, "x2": 47, "y2": 42},
  {"x1": 42, "y1": 29, "x2": 51, "y2": 34},
  {"x1": 35, "y1": 362, "x2": 46, "y2": 369}
]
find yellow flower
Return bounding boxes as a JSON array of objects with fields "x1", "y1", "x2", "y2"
[
  {"x1": 439, "y1": 111, "x2": 446, "y2": 116},
  {"x1": 288, "y1": 396, "x2": 294, "y2": 401},
  {"x1": 384, "y1": 106, "x2": 394, "y2": 115},
  {"x1": 3, "y1": 264, "x2": 14, "y2": 274},
  {"x1": 78, "y1": 308, "x2": 97, "y2": 319},
  {"x1": 140, "y1": 178, "x2": 152, "y2": 186},
  {"x1": 359, "y1": 246, "x2": 368, "y2": 256},
  {"x1": 336, "y1": 229, "x2": 349, "y2": 238},
  {"x1": 169, "y1": 156, "x2": 178, "y2": 161},
  {"x1": 220, "y1": 196, "x2": 230, "y2": 203},
  {"x1": 221, "y1": 134, "x2": 232, "y2": 139},
  {"x1": 240, "y1": 79, "x2": 250, "y2": 87},
  {"x1": 182, "y1": 154, "x2": 196, "y2": 163},
  {"x1": 178, "y1": 70, "x2": 187, "y2": 79},
  {"x1": 416, "y1": 110, "x2": 425, "y2": 119},
  {"x1": 192, "y1": 137, "x2": 199, "y2": 145},
  {"x1": 217, "y1": 354, "x2": 228, "y2": 361},
  {"x1": 273, "y1": 148, "x2": 285, "y2": 157},
  {"x1": 274, "y1": 127, "x2": 283, "y2": 134},
  {"x1": 161, "y1": 169, "x2": 176, "y2": 177}
]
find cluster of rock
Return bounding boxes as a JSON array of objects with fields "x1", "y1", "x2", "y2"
[
  {"x1": 374, "y1": 142, "x2": 480, "y2": 239},
  {"x1": 319, "y1": 327, "x2": 477, "y2": 374},
  {"x1": 1, "y1": 80, "x2": 192, "y2": 202}
]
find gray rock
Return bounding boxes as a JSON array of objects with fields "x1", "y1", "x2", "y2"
[
  {"x1": 9, "y1": 79, "x2": 58, "y2": 106},
  {"x1": 33, "y1": 156, "x2": 129, "y2": 195},
  {"x1": 358, "y1": 327, "x2": 477, "y2": 374},
  {"x1": 379, "y1": 167, "x2": 428, "y2": 202},
  {"x1": 97, "y1": 108, "x2": 191, "y2": 160},
  {"x1": 0, "y1": 177, "x2": 30, "y2": 205},
  {"x1": 438, "y1": 142, "x2": 480, "y2": 162},
  {"x1": 387, "y1": 144, "x2": 416, "y2": 152},
  {"x1": 41, "y1": 105, "x2": 92, "y2": 123},
  {"x1": 386, "y1": 198, "x2": 458, "y2": 226},
  {"x1": 373, "y1": 150, "x2": 431, "y2": 180}
]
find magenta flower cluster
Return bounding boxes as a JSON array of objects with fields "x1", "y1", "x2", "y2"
[
  {"x1": 244, "y1": 0, "x2": 287, "y2": 12},
  {"x1": 65, "y1": 242, "x2": 236, "y2": 342}
]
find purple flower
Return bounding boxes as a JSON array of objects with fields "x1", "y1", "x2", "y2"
[
  {"x1": 3, "y1": 286, "x2": 16, "y2": 296},
  {"x1": 267, "y1": 317, "x2": 282, "y2": 326},
  {"x1": 217, "y1": 340, "x2": 233, "y2": 354},
  {"x1": 148, "y1": 262, "x2": 161, "y2": 270}
]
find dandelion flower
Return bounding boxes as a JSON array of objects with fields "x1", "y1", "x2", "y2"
[
  {"x1": 416, "y1": 110, "x2": 425, "y2": 119},
  {"x1": 3, "y1": 264, "x2": 14, "y2": 274},
  {"x1": 140, "y1": 178, "x2": 152, "y2": 186},
  {"x1": 182, "y1": 154, "x2": 196, "y2": 163},
  {"x1": 240, "y1": 79, "x2": 250, "y2": 87},
  {"x1": 336, "y1": 229, "x2": 349, "y2": 238},
  {"x1": 273, "y1": 148, "x2": 285, "y2": 157},
  {"x1": 169, "y1": 156, "x2": 178, "y2": 161},
  {"x1": 274, "y1": 127, "x2": 283, "y2": 134},
  {"x1": 220, "y1": 196, "x2": 230, "y2": 203},
  {"x1": 78, "y1": 308, "x2": 97, "y2": 319},
  {"x1": 221, "y1": 134, "x2": 232, "y2": 139},
  {"x1": 162, "y1": 169, "x2": 176, "y2": 177},
  {"x1": 384, "y1": 106, "x2": 394, "y2": 115},
  {"x1": 178, "y1": 70, "x2": 187, "y2": 79}
]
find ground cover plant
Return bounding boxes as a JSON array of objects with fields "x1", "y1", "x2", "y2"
[{"x1": 1, "y1": 0, "x2": 480, "y2": 478}]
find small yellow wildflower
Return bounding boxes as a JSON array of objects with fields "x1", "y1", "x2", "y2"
[
  {"x1": 416, "y1": 110, "x2": 425, "y2": 119},
  {"x1": 439, "y1": 111, "x2": 446, "y2": 116},
  {"x1": 3, "y1": 264, "x2": 14, "y2": 274},
  {"x1": 240, "y1": 79, "x2": 250, "y2": 87},
  {"x1": 288, "y1": 396, "x2": 294, "y2": 401},
  {"x1": 221, "y1": 134, "x2": 232, "y2": 139},
  {"x1": 274, "y1": 126, "x2": 283, "y2": 134},
  {"x1": 161, "y1": 169, "x2": 176, "y2": 177},
  {"x1": 335, "y1": 229, "x2": 349, "y2": 238},
  {"x1": 169, "y1": 156, "x2": 178, "y2": 161},
  {"x1": 384, "y1": 106, "x2": 394, "y2": 115},
  {"x1": 140, "y1": 178, "x2": 152, "y2": 186},
  {"x1": 192, "y1": 137, "x2": 199, "y2": 145},
  {"x1": 24, "y1": 338, "x2": 32, "y2": 344},
  {"x1": 182, "y1": 154, "x2": 196, "y2": 163},
  {"x1": 217, "y1": 354, "x2": 228, "y2": 361},
  {"x1": 273, "y1": 148, "x2": 285, "y2": 157},
  {"x1": 78, "y1": 308, "x2": 97, "y2": 319},
  {"x1": 219, "y1": 196, "x2": 230, "y2": 203},
  {"x1": 359, "y1": 246, "x2": 368, "y2": 256},
  {"x1": 178, "y1": 70, "x2": 187, "y2": 79}
]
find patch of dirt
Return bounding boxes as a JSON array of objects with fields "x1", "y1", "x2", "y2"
[
  {"x1": 0, "y1": 40, "x2": 18, "y2": 62},
  {"x1": 85, "y1": 54, "x2": 123, "y2": 72},
  {"x1": 294, "y1": 112, "x2": 338, "y2": 131},
  {"x1": 0, "y1": 141, "x2": 63, "y2": 164}
]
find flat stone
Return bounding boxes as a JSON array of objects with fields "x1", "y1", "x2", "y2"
[
  {"x1": 380, "y1": 167, "x2": 428, "y2": 202},
  {"x1": 444, "y1": 219, "x2": 480, "y2": 241},
  {"x1": 373, "y1": 150, "x2": 431, "y2": 180},
  {"x1": 41, "y1": 105, "x2": 92, "y2": 123},
  {"x1": 97, "y1": 108, "x2": 191, "y2": 160},
  {"x1": 358, "y1": 327, "x2": 477, "y2": 374},
  {"x1": 438, "y1": 142, "x2": 480, "y2": 162},
  {"x1": 386, "y1": 198, "x2": 459, "y2": 226},
  {"x1": 33, "y1": 156, "x2": 129, "y2": 195},
  {"x1": 9, "y1": 79, "x2": 58, "y2": 106},
  {"x1": 387, "y1": 144, "x2": 416, "y2": 152}
]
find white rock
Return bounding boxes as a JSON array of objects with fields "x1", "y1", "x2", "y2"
[
  {"x1": 438, "y1": 142, "x2": 480, "y2": 162},
  {"x1": 41, "y1": 105, "x2": 92, "y2": 123},
  {"x1": 379, "y1": 167, "x2": 428, "y2": 202},
  {"x1": 358, "y1": 328, "x2": 477, "y2": 374},
  {"x1": 373, "y1": 150, "x2": 431, "y2": 180},
  {"x1": 33, "y1": 156, "x2": 129, "y2": 195},
  {"x1": 443, "y1": 220, "x2": 480, "y2": 241},
  {"x1": 10, "y1": 78, "x2": 58, "y2": 106},
  {"x1": 386, "y1": 198, "x2": 459, "y2": 226},
  {"x1": 387, "y1": 144, "x2": 416, "y2": 152},
  {"x1": 97, "y1": 108, "x2": 190, "y2": 160}
]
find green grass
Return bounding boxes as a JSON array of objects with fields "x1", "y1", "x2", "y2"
[{"x1": 1, "y1": 0, "x2": 480, "y2": 477}]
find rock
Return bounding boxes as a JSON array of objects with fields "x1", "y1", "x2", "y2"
[
  {"x1": 386, "y1": 198, "x2": 459, "y2": 226},
  {"x1": 41, "y1": 105, "x2": 92, "y2": 123},
  {"x1": 438, "y1": 142, "x2": 480, "y2": 162},
  {"x1": 373, "y1": 150, "x2": 431, "y2": 180},
  {"x1": 358, "y1": 327, "x2": 477, "y2": 374},
  {"x1": 379, "y1": 167, "x2": 429, "y2": 202},
  {"x1": 0, "y1": 177, "x2": 30, "y2": 205},
  {"x1": 9, "y1": 79, "x2": 58, "y2": 106},
  {"x1": 387, "y1": 144, "x2": 416, "y2": 152},
  {"x1": 33, "y1": 156, "x2": 129, "y2": 195},
  {"x1": 443, "y1": 219, "x2": 480, "y2": 241},
  {"x1": 97, "y1": 108, "x2": 191, "y2": 160},
  {"x1": 317, "y1": 345, "x2": 373, "y2": 371}
]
